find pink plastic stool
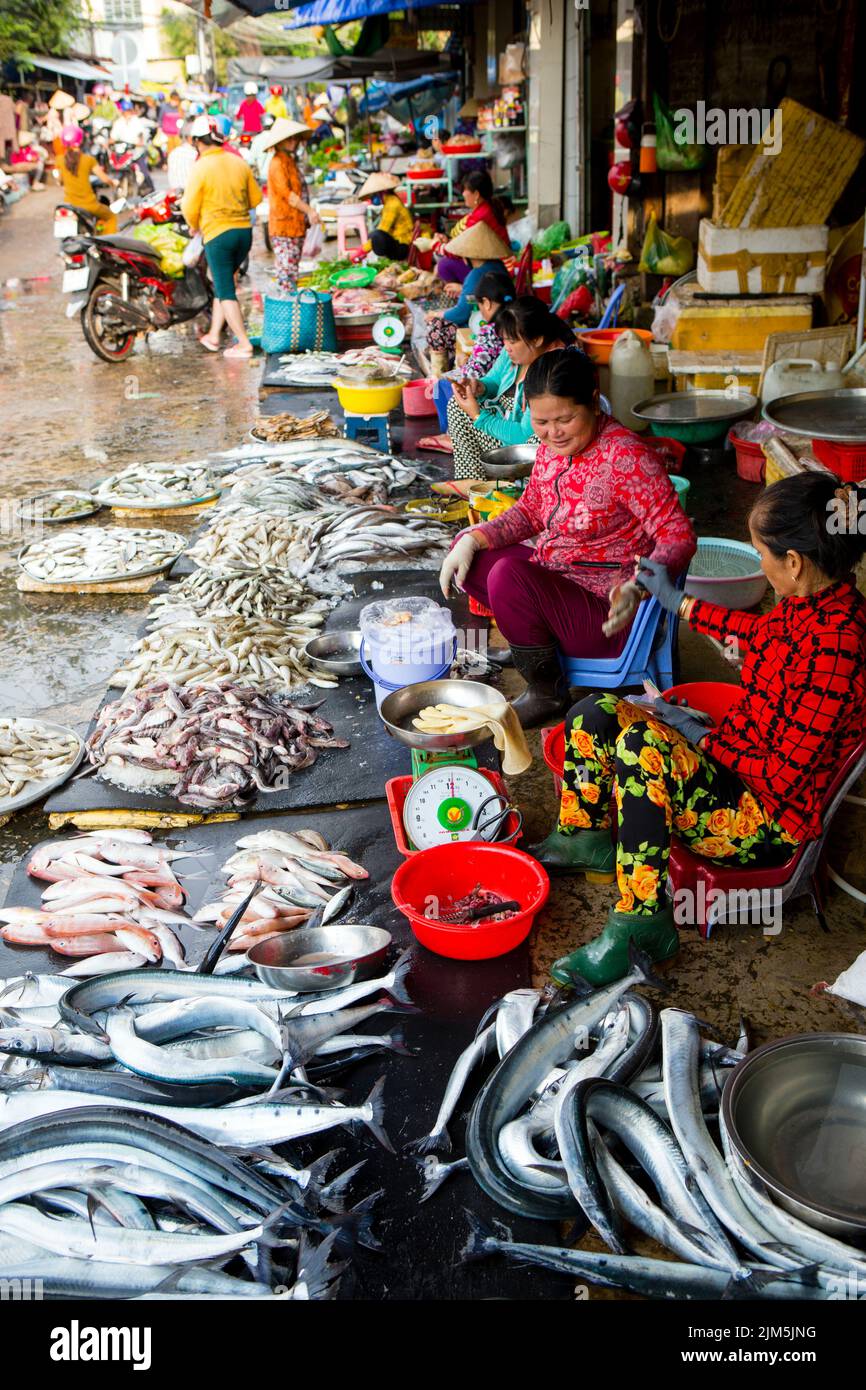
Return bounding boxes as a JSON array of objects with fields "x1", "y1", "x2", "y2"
[{"x1": 336, "y1": 203, "x2": 368, "y2": 257}]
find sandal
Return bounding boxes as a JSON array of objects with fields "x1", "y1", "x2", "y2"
[
  {"x1": 223, "y1": 343, "x2": 254, "y2": 359},
  {"x1": 198, "y1": 335, "x2": 220, "y2": 352},
  {"x1": 418, "y1": 433, "x2": 454, "y2": 455}
]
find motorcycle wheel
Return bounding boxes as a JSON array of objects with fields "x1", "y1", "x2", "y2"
[{"x1": 81, "y1": 280, "x2": 137, "y2": 363}]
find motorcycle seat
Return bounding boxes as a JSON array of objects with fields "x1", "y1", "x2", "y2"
[{"x1": 94, "y1": 234, "x2": 162, "y2": 258}]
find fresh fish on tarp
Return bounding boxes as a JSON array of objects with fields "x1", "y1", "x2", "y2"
[
  {"x1": 104, "y1": 1008, "x2": 278, "y2": 1089},
  {"x1": 0, "y1": 719, "x2": 80, "y2": 801},
  {"x1": 87, "y1": 681, "x2": 348, "y2": 810},
  {"x1": 18, "y1": 527, "x2": 185, "y2": 584},
  {"x1": 146, "y1": 569, "x2": 331, "y2": 631},
  {"x1": 407, "y1": 1024, "x2": 497, "y2": 1157},
  {"x1": 417, "y1": 1154, "x2": 470, "y2": 1203}
]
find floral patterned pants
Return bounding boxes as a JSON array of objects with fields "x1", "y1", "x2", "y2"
[
  {"x1": 560, "y1": 693, "x2": 799, "y2": 916},
  {"x1": 272, "y1": 235, "x2": 304, "y2": 293}
]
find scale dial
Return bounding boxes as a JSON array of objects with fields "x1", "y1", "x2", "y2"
[{"x1": 402, "y1": 765, "x2": 503, "y2": 851}]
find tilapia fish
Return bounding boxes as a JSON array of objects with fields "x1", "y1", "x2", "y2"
[
  {"x1": 19, "y1": 528, "x2": 186, "y2": 584},
  {"x1": 0, "y1": 719, "x2": 80, "y2": 800},
  {"x1": 87, "y1": 680, "x2": 348, "y2": 809}
]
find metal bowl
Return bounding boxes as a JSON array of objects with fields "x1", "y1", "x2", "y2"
[
  {"x1": 303, "y1": 630, "x2": 363, "y2": 676},
  {"x1": 721, "y1": 1032, "x2": 866, "y2": 1241},
  {"x1": 632, "y1": 390, "x2": 758, "y2": 444},
  {"x1": 762, "y1": 388, "x2": 866, "y2": 442},
  {"x1": 478, "y1": 445, "x2": 536, "y2": 481},
  {"x1": 246, "y1": 925, "x2": 392, "y2": 993},
  {"x1": 15, "y1": 490, "x2": 103, "y2": 525},
  {"x1": 380, "y1": 678, "x2": 508, "y2": 751}
]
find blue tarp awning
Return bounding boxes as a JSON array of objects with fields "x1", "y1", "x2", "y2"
[
  {"x1": 288, "y1": 0, "x2": 477, "y2": 28},
  {"x1": 359, "y1": 71, "x2": 459, "y2": 114}
]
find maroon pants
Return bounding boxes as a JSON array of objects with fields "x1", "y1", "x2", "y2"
[{"x1": 462, "y1": 544, "x2": 629, "y2": 657}]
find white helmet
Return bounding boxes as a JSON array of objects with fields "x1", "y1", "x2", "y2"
[
  {"x1": 188, "y1": 114, "x2": 215, "y2": 140},
  {"x1": 244, "y1": 81, "x2": 258, "y2": 97}
]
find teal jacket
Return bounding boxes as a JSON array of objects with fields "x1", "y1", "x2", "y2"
[{"x1": 474, "y1": 350, "x2": 532, "y2": 445}]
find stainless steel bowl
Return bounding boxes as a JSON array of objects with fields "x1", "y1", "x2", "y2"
[
  {"x1": 722, "y1": 1032, "x2": 866, "y2": 1241},
  {"x1": 478, "y1": 445, "x2": 536, "y2": 481},
  {"x1": 246, "y1": 925, "x2": 392, "y2": 993},
  {"x1": 379, "y1": 678, "x2": 508, "y2": 751},
  {"x1": 303, "y1": 629, "x2": 363, "y2": 676}
]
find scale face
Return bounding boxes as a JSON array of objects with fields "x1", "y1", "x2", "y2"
[
  {"x1": 403, "y1": 764, "x2": 502, "y2": 850},
  {"x1": 372, "y1": 313, "x2": 406, "y2": 353}
]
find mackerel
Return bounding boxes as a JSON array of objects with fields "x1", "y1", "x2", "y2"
[
  {"x1": 406, "y1": 1023, "x2": 496, "y2": 1156},
  {"x1": 59, "y1": 969, "x2": 302, "y2": 1037}
]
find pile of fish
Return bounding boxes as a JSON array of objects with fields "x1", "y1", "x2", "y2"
[
  {"x1": 95, "y1": 462, "x2": 220, "y2": 508},
  {"x1": 0, "y1": 952, "x2": 422, "y2": 1297},
  {"x1": 87, "y1": 681, "x2": 348, "y2": 808},
  {"x1": 413, "y1": 948, "x2": 866, "y2": 1301},
  {"x1": 17, "y1": 492, "x2": 98, "y2": 523},
  {"x1": 0, "y1": 829, "x2": 190, "y2": 967},
  {"x1": 251, "y1": 411, "x2": 340, "y2": 444},
  {"x1": 0, "y1": 719, "x2": 80, "y2": 801},
  {"x1": 193, "y1": 828, "x2": 369, "y2": 954},
  {"x1": 186, "y1": 503, "x2": 449, "y2": 580},
  {"x1": 224, "y1": 454, "x2": 419, "y2": 510},
  {"x1": 335, "y1": 347, "x2": 414, "y2": 383},
  {"x1": 18, "y1": 528, "x2": 186, "y2": 585},
  {"x1": 146, "y1": 569, "x2": 332, "y2": 630},
  {"x1": 332, "y1": 289, "x2": 395, "y2": 317},
  {"x1": 111, "y1": 612, "x2": 334, "y2": 695},
  {"x1": 268, "y1": 351, "x2": 340, "y2": 386},
  {"x1": 186, "y1": 507, "x2": 302, "y2": 576}
]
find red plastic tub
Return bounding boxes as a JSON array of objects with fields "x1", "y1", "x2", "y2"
[
  {"x1": 648, "y1": 435, "x2": 688, "y2": 473},
  {"x1": 542, "y1": 723, "x2": 566, "y2": 798},
  {"x1": 385, "y1": 771, "x2": 521, "y2": 856},
  {"x1": 730, "y1": 429, "x2": 766, "y2": 483},
  {"x1": 810, "y1": 437, "x2": 866, "y2": 483},
  {"x1": 390, "y1": 842, "x2": 549, "y2": 959},
  {"x1": 402, "y1": 377, "x2": 437, "y2": 417}
]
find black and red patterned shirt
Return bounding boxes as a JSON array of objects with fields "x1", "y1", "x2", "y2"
[{"x1": 690, "y1": 580, "x2": 866, "y2": 840}]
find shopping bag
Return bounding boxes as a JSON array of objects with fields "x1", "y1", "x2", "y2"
[
  {"x1": 302, "y1": 222, "x2": 324, "y2": 259},
  {"x1": 182, "y1": 232, "x2": 203, "y2": 268},
  {"x1": 261, "y1": 288, "x2": 337, "y2": 354}
]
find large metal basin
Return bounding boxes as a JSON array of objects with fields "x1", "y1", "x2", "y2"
[
  {"x1": 379, "y1": 678, "x2": 508, "y2": 751},
  {"x1": 721, "y1": 1032, "x2": 866, "y2": 1241}
]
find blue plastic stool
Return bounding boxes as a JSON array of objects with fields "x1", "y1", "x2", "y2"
[
  {"x1": 559, "y1": 573, "x2": 687, "y2": 693},
  {"x1": 344, "y1": 412, "x2": 392, "y2": 452}
]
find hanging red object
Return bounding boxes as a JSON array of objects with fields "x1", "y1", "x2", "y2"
[
  {"x1": 608, "y1": 161, "x2": 632, "y2": 195},
  {"x1": 615, "y1": 118, "x2": 635, "y2": 148}
]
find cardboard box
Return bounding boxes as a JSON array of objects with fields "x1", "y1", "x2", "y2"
[{"x1": 698, "y1": 219, "x2": 829, "y2": 295}]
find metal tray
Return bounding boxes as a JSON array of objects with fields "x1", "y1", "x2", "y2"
[
  {"x1": 632, "y1": 390, "x2": 759, "y2": 426},
  {"x1": 761, "y1": 388, "x2": 866, "y2": 442},
  {"x1": 248, "y1": 427, "x2": 341, "y2": 446},
  {"x1": 17, "y1": 542, "x2": 184, "y2": 586},
  {"x1": 0, "y1": 719, "x2": 85, "y2": 817},
  {"x1": 99, "y1": 490, "x2": 222, "y2": 510},
  {"x1": 15, "y1": 491, "x2": 103, "y2": 525}
]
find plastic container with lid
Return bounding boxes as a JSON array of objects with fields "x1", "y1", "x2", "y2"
[
  {"x1": 609, "y1": 329, "x2": 655, "y2": 432},
  {"x1": 761, "y1": 358, "x2": 846, "y2": 406},
  {"x1": 359, "y1": 597, "x2": 456, "y2": 700}
]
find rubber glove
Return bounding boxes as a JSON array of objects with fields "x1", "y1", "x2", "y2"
[
  {"x1": 635, "y1": 556, "x2": 681, "y2": 614},
  {"x1": 439, "y1": 531, "x2": 481, "y2": 599},
  {"x1": 652, "y1": 696, "x2": 710, "y2": 747}
]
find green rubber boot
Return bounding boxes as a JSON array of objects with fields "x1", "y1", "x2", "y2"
[
  {"x1": 551, "y1": 905, "x2": 679, "y2": 988},
  {"x1": 525, "y1": 827, "x2": 615, "y2": 882}
]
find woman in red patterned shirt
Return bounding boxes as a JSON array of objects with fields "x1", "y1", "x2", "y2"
[
  {"x1": 531, "y1": 471, "x2": 866, "y2": 987},
  {"x1": 439, "y1": 349, "x2": 696, "y2": 726}
]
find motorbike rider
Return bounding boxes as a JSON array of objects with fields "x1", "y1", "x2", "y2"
[
  {"x1": 109, "y1": 100, "x2": 155, "y2": 194},
  {"x1": 236, "y1": 82, "x2": 265, "y2": 137},
  {"x1": 265, "y1": 85, "x2": 288, "y2": 121},
  {"x1": 57, "y1": 125, "x2": 119, "y2": 234}
]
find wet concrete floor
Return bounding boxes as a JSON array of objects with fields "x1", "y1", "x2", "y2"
[{"x1": 0, "y1": 186, "x2": 864, "y2": 1047}]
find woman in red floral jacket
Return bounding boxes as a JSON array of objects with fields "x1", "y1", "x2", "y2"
[
  {"x1": 529, "y1": 471, "x2": 866, "y2": 987},
  {"x1": 439, "y1": 349, "x2": 696, "y2": 725}
]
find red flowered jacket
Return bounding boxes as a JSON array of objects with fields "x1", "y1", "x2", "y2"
[
  {"x1": 475, "y1": 417, "x2": 696, "y2": 600},
  {"x1": 691, "y1": 582, "x2": 866, "y2": 840}
]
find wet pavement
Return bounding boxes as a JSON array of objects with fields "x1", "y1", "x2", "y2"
[{"x1": 1, "y1": 183, "x2": 864, "y2": 1044}]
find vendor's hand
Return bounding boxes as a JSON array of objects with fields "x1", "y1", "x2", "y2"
[
  {"x1": 652, "y1": 696, "x2": 710, "y2": 747},
  {"x1": 439, "y1": 531, "x2": 480, "y2": 599},
  {"x1": 426, "y1": 309, "x2": 443, "y2": 321},
  {"x1": 635, "y1": 556, "x2": 681, "y2": 614},
  {"x1": 444, "y1": 281, "x2": 462, "y2": 298},
  {"x1": 308, "y1": 209, "x2": 320, "y2": 225}
]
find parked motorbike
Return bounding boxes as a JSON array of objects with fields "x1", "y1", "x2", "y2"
[{"x1": 59, "y1": 191, "x2": 213, "y2": 363}]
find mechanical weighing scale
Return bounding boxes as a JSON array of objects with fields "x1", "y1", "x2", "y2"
[
  {"x1": 372, "y1": 312, "x2": 407, "y2": 355},
  {"x1": 381, "y1": 679, "x2": 523, "y2": 853}
]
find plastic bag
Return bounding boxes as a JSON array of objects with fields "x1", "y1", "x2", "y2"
[
  {"x1": 653, "y1": 93, "x2": 708, "y2": 172},
  {"x1": 182, "y1": 232, "x2": 203, "y2": 268},
  {"x1": 133, "y1": 223, "x2": 187, "y2": 278},
  {"x1": 533, "y1": 220, "x2": 571, "y2": 257},
  {"x1": 302, "y1": 221, "x2": 324, "y2": 259},
  {"x1": 638, "y1": 212, "x2": 694, "y2": 277},
  {"x1": 507, "y1": 212, "x2": 536, "y2": 250}
]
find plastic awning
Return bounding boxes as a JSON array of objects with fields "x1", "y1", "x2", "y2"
[
  {"x1": 26, "y1": 55, "x2": 112, "y2": 82},
  {"x1": 287, "y1": 0, "x2": 478, "y2": 27},
  {"x1": 227, "y1": 52, "x2": 455, "y2": 85},
  {"x1": 359, "y1": 71, "x2": 459, "y2": 115}
]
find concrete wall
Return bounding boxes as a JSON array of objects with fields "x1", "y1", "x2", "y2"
[{"x1": 527, "y1": 0, "x2": 565, "y2": 225}]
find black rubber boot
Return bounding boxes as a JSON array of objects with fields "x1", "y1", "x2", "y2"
[{"x1": 509, "y1": 644, "x2": 570, "y2": 729}]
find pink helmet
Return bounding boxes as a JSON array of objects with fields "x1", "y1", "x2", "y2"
[{"x1": 61, "y1": 125, "x2": 83, "y2": 147}]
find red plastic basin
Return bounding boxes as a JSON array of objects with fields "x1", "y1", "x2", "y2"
[
  {"x1": 402, "y1": 377, "x2": 437, "y2": 417},
  {"x1": 391, "y1": 842, "x2": 549, "y2": 960}
]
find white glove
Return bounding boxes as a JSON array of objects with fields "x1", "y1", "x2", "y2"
[{"x1": 439, "y1": 531, "x2": 481, "y2": 599}]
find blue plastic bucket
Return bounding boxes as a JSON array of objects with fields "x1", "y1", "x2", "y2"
[
  {"x1": 360, "y1": 637, "x2": 457, "y2": 713},
  {"x1": 433, "y1": 379, "x2": 454, "y2": 432}
]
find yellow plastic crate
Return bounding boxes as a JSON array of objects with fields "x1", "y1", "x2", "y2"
[{"x1": 720, "y1": 99, "x2": 865, "y2": 229}]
